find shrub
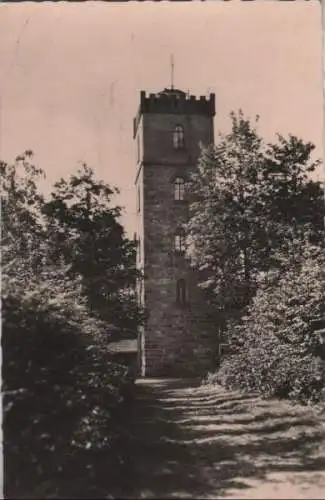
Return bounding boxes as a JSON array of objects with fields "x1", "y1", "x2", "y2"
[
  {"x1": 2, "y1": 266, "x2": 134, "y2": 498},
  {"x1": 1, "y1": 153, "x2": 136, "y2": 498},
  {"x1": 214, "y1": 243, "x2": 325, "y2": 405}
]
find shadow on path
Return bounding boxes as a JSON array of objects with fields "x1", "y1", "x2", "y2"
[{"x1": 118, "y1": 378, "x2": 325, "y2": 499}]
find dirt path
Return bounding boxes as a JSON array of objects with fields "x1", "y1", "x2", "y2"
[{"x1": 119, "y1": 378, "x2": 325, "y2": 499}]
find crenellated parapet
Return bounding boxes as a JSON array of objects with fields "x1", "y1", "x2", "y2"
[{"x1": 133, "y1": 88, "x2": 215, "y2": 138}]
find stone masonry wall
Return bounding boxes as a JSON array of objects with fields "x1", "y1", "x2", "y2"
[
  {"x1": 135, "y1": 106, "x2": 216, "y2": 377},
  {"x1": 143, "y1": 163, "x2": 216, "y2": 376}
]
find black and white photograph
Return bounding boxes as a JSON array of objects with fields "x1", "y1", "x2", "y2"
[{"x1": 1, "y1": 1, "x2": 325, "y2": 498}]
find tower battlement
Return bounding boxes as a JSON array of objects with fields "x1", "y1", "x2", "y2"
[{"x1": 133, "y1": 88, "x2": 215, "y2": 138}]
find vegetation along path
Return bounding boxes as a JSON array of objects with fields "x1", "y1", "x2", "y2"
[{"x1": 118, "y1": 378, "x2": 325, "y2": 499}]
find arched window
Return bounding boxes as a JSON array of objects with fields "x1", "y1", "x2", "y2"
[
  {"x1": 173, "y1": 124, "x2": 185, "y2": 149},
  {"x1": 176, "y1": 279, "x2": 186, "y2": 304},
  {"x1": 174, "y1": 177, "x2": 185, "y2": 201},
  {"x1": 175, "y1": 234, "x2": 185, "y2": 254}
]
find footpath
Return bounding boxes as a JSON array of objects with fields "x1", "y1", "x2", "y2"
[{"x1": 118, "y1": 377, "x2": 325, "y2": 499}]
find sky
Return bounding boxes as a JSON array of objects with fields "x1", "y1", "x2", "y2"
[{"x1": 0, "y1": 1, "x2": 323, "y2": 236}]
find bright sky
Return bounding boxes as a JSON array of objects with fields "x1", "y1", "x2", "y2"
[{"x1": 0, "y1": 1, "x2": 322, "y2": 236}]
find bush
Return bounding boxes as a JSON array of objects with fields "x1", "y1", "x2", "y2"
[
  {"x1": 1, "y1": 154, "x2": 137, "y2": 498},
  {"x1": 2, "y1": 272, "x2": 135, "y2": 498},
  {"x1": 214, "y1": 243, "x2": 325, "y2": 405},
  {"x1": 214, "y1": 345, "x2": 325, "y2": 404}
]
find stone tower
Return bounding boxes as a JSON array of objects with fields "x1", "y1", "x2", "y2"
[{"x1": 134, "y1": 88, "x2": 216, "y2": 377}]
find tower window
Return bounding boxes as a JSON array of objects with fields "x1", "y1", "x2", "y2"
[
  {"x1": 137, "y1": 186, "x2": 141, "y2": 213},
  {"x1": 175, "y1": 234, "x2": 185, "y2": 254},
  {"x1": 137, "y1": 236, "x2": 141, "y2": 262},
  {"x1": 174, "y1": 177, "x2": 185, "y2": 201},
  {"x1": 137, "y1": 135, "x2": 140, "y2": 163},
  {"x1": 176, "y1": 279, "x2": 186, "y2": 304},
  {"x1": 173, "y1": 125, "x2": 185, "y2": 149},
  {"x1": 137, "y1": 277, "x2": 143, "y2": 307}
]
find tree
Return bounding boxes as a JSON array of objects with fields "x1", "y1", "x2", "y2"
[
  {"x1": 1, "y1": 152, "x2": 138, "y2": 498},
  {"x1": 1, "y1": 152, "x2": 109, "y2": 399},
  {"x1": 185, "y1": 110, "x2": 324, "y2": 316},
  {"x1": 1, "y1": 151, "x2": 47, "y2": 272},
  {"x1": 215, "y1": 241, "x2": 325, "y2": 404},
  {"x1": 42, "y1": 163, "x2": 143, "y2": 337}
]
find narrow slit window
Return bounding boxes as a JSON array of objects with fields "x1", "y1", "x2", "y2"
[
  {"x1": 138, "y1": 236, "x2": 141, "y2": 262},
  {"x1": 137, "y1": 278, "x2": 143, "y2": 307},
  {"x1": 174, "y1": 177, "x2": 185, "y2": 201},
  {"x1": 137, "y1": 186, "x2": 141, "y2": 213},
  {"x1": 137, "y1": 135, "x2": 140, "y2": 163},
  {"x1": 173, "y1": 125, "x2": 185, "y2": 149},
  {"x1": 176, "y1": 279, "x2": 186, "y2": 304}
]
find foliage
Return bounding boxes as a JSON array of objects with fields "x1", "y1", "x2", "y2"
[
  {"x1": 213, "y1": 242, "x2": 325, "y2": 405},
  {"x1": 42, "y1": 163, "x2": 143, "y2": 337},
  {"x1": 1, "y1": 152, "x2": 137, "y2": 498},
  {"x1": 188, "y1": 113, "x2": 325, "y2": 405},
  {"x1": 185, "y1": 110, "x2": 324, "y2": 314}
]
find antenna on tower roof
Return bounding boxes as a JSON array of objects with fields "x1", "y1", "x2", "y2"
[{"x1": 170, "y1": 54, "x2": 174, "y2": 90}]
